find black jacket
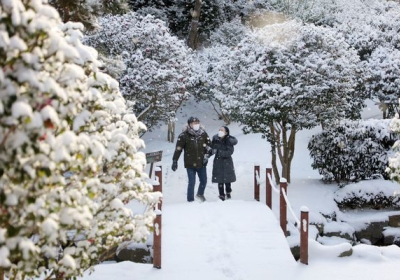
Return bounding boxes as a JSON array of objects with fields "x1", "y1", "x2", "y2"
[
  {"x1": 211, "y1": 134, "x2": 238, "y2": 183},
  {"x1": 173, "y1": 125, "x2": 211, "y2": 168}
]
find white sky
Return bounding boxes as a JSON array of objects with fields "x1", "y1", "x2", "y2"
[{"x1": 80, "y1": 99, "x2": 400, "y2": 280}]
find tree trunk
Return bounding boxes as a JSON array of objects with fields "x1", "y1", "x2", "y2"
[
  {"x1": 0, "y1": 269, "x2": 4, "y2": 280},
  {"x1": 269, "y1": 122, "x2": 296, "y2": 183},
  {"x1": 208, "y1": 97, "x2": 231, "y2": 125},
  {"x1": 270, "y1": 123, "x2": 281, "y2": 184},
  {"x1": 285, "y1": 129, "x2": 296, "y2": 183},
  {"x1": 187, "y1": 0, "x2": 202, "y2": 50},
  {"x1": 168, "y1": 119, "x2": 176, "y2": 143},
  {"x1": 271, "y1": 144, "x2": 280, "y2": 184}
]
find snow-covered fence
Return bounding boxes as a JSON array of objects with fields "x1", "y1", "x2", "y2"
[
  {"x1": 153, "y1": 166, "x2": 163, "y2": 269},
  {"x1": 254, "y1": 165, "x2": 309, "y2": 265}
]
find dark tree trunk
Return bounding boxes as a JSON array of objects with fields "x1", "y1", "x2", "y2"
[
  {"x1": 187, "y1": 0, "x2": 202, "y2": 50},
  {"x1": 168, "y1": 120, "x2": 175, "y2": 143}
]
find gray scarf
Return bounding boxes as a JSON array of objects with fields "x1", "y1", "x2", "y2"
[{"x1": 188, "y1": 127, "x2": 204, "y2": 137}]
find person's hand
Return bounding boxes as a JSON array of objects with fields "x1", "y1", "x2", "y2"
[
  {"x1": 205, "y1": 145, "x2": 212, "y2": 156},
  {"x1": 203, "y1": 157, "x2": 208, "y2": 167},
  {"x1": 172, "y1": 161, "x2": 178, "y2": 171}
]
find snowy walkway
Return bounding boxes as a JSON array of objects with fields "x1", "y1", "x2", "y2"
[
  {"x1": 160, "y1": 200, "x2": 297, "y2": 280},
  {"x1": 81, "y1": 200, "x2": 299, "y2": 280}
]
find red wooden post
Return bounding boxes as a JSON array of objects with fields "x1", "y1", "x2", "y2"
[
  {"x1": 266, "y1": 168, "x2": 272, "y2": 209},
  {"x1": 280, "y1": 178, "x2": 287, "y2": 236},
  {"x1": 153, "y1": 212, "x2": 162, "y2": 269},
  {"x1": 153, "y1": 165, "x2": 162, "y2": 268},
  {"x1": 154, "y1": 166, "x2": 163, "y2": 210},
  {"x1": 254, "y1": 165, "x2": 260, "y2": 201},
  {"x1": 300, "y1": 207, "x2": 309, "y2": 265}
]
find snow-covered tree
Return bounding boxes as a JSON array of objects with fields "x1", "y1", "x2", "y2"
[
  {"x1": 0, "y1": 1, "x2": 159, "y2": 279},
  {"x1": 191, "y1": 18, "x2": 250, "y2": 124},
  {"x1": 85, "y1": 12, "x2": 192, "y2": 133},
  {"x1": 332, "y1": 0, "x2": 400, "y2": 60},
  {"x1": 365, "y1": 46, "x2": 400, "y2": 119},
  {"x1": 192, "y1": 44, "x2": 234, "y2": 124},
  {"x1": 222, "y1": 21, "x2": 361, "y2": 183},
  {"x1": 49, "y1": 0, "x2": 129, "y2": 30},
  {"x1": 129, "y1": 0, "x2": 267, "y2": 46}
]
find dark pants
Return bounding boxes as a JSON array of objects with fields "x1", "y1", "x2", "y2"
[
  {"x1": 186, "y1": 167, "x2": 207, "y2": 202},
  {"x1": 218, "y1": 183, "x2": 232, "y2": 196}
]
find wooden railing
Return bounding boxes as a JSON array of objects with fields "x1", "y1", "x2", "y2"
[
  {"x1": 254, "y1": 165, "x2": 309, "y2": 265},
  {"x1": 152, "y1": 166, "x2": 163, "y2": 269}
]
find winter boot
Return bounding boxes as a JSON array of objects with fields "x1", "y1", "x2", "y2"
[
  {"x1": 218, "y1": 195, "x2": 226, "y2": 201},
  {"x1": 226, "y1": 193, "x2": 231, "y2": 199},
  {"x1": 196, "y1": 194, "x2": 206, "y2": 202}
]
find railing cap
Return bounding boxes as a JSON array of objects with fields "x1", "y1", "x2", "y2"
[
  {"x1": 280, "y1": 178, "x2": 287, "y2": 183},
  {"x1": 300, "y1": 206, "x2": 309, "y2": 212}
]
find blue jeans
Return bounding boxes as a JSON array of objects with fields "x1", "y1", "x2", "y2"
[{"x1": 186, "y1": 167, "x2": 207, "y2": 202}]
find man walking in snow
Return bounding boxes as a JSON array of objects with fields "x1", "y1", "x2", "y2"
[{"x1": 172, "y1": 116, "x2": 212, "y2": 202}]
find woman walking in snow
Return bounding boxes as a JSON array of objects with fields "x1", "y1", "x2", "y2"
[{"x1": 211, "y1": 126, "x2": 238, "y2": 201}]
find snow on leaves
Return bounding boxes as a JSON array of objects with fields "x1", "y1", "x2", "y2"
[
  {"x1": 0, "y1": 1, "x2": 159, "y2": 279},
  {"x1": 86, "y1": 12, "x2": 192, "y2": 131}
]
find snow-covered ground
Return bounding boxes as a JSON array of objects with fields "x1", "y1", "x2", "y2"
[{"x1": 80, "y1": 99, "x2": 400, "y2": 280}]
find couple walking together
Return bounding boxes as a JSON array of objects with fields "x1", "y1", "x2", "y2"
[{"x1": 172, "y1": 116, "x2": 238, "y2": 202}]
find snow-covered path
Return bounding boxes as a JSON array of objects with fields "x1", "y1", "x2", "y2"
[
  {"x1": 161, "y1": 201, "x2": 297, "y2": 280},
  {"x1": 81, "y1": 200, "x2": 299, "y2": 280}
]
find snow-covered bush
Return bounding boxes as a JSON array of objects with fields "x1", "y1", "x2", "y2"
[
  {"x1": 365, "y1": 46, "x2": 400, "y2": 119},
  {"x1": 208, "y1": 17, "x2": 250, "y2": 47},
  {"x1": 308, "y1": 119, "x2": 396, "y2": 185},
  {"x1": 387, "y1": 107, "x2": 400, "y2": 183},
  {"x1": 334, "y1": 180, "x2": 400, "y2": 209},
  {"x1": 0, "y1": 1, "x2": 159, "y2": 279},
  {"x1": 85, "y1": 12, "x2": 191, "y2": 131}
]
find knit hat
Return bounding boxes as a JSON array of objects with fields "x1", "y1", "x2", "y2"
[{"x1": 187, "y1": 116, "x2": 200, "y2": 124}]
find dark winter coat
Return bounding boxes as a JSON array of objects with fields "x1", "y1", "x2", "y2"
[
  {"x1": 173, "y1": 125, "x2": 211, "y2": 169},
  {"x1": 211, "y1": 134, "x2": 238, "y2": 183}
]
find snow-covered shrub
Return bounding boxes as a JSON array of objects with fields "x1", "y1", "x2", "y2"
[
  {"x1": 85, "y1": 12, "x2": 191, "y2": 131},
  {"x1": 365, "y1": 46, "x2": 400, "y2": 119},
  {"x1": 208, "y1": 17, "x2": 250, "y2": 47},
  {"x1": 0, "y1": 1, "x2": 160, "y2": 279},
  {"x1": 308, "y1": 119, "x2": 396, "y2": 185},
  {"x1": 387, "y1": 108, "x2": 400, "y2": 183},
  {"x1": 334, "y1": 180, "x2": 400, "y2": 209}
]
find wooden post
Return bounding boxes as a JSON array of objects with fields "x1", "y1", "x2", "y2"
[
  {"x1": 280, "y1": 178, "x2": 287, "y2": 236},
  {"x1": 266, "y1": 168, "x2": 272, "y2": 209},
  {"x1": 149, "y1": 162, "x2": 154, "y2": 178},
  {"x1": 146, "y1": 151, "x2": 163, "y2": 178},
  {"x1": 153, "y1": 212, "x2": 162, "y2": 269},
  {"x1": 254, "y1": 165, "x2": 260, "y2": 201},
  {"x1": 154, "y1": 166, "x2": 163, "y2": 210},
  {"x1": 0, "y1": 269, "x2": 4, "y2": 280},
  {"x1": 300, "y1": 207, "x2": 309, "y2": 265},
  {"x1": 153, "y1": 165, "x2": 162, "y2": 268}
]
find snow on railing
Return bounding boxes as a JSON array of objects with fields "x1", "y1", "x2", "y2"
[
  {"x1": 267, "y1": 173, "x2": 280, "y2": 194},
  {"x1": 281, "y1": 185, "x2": 301, "y2": 230}
]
